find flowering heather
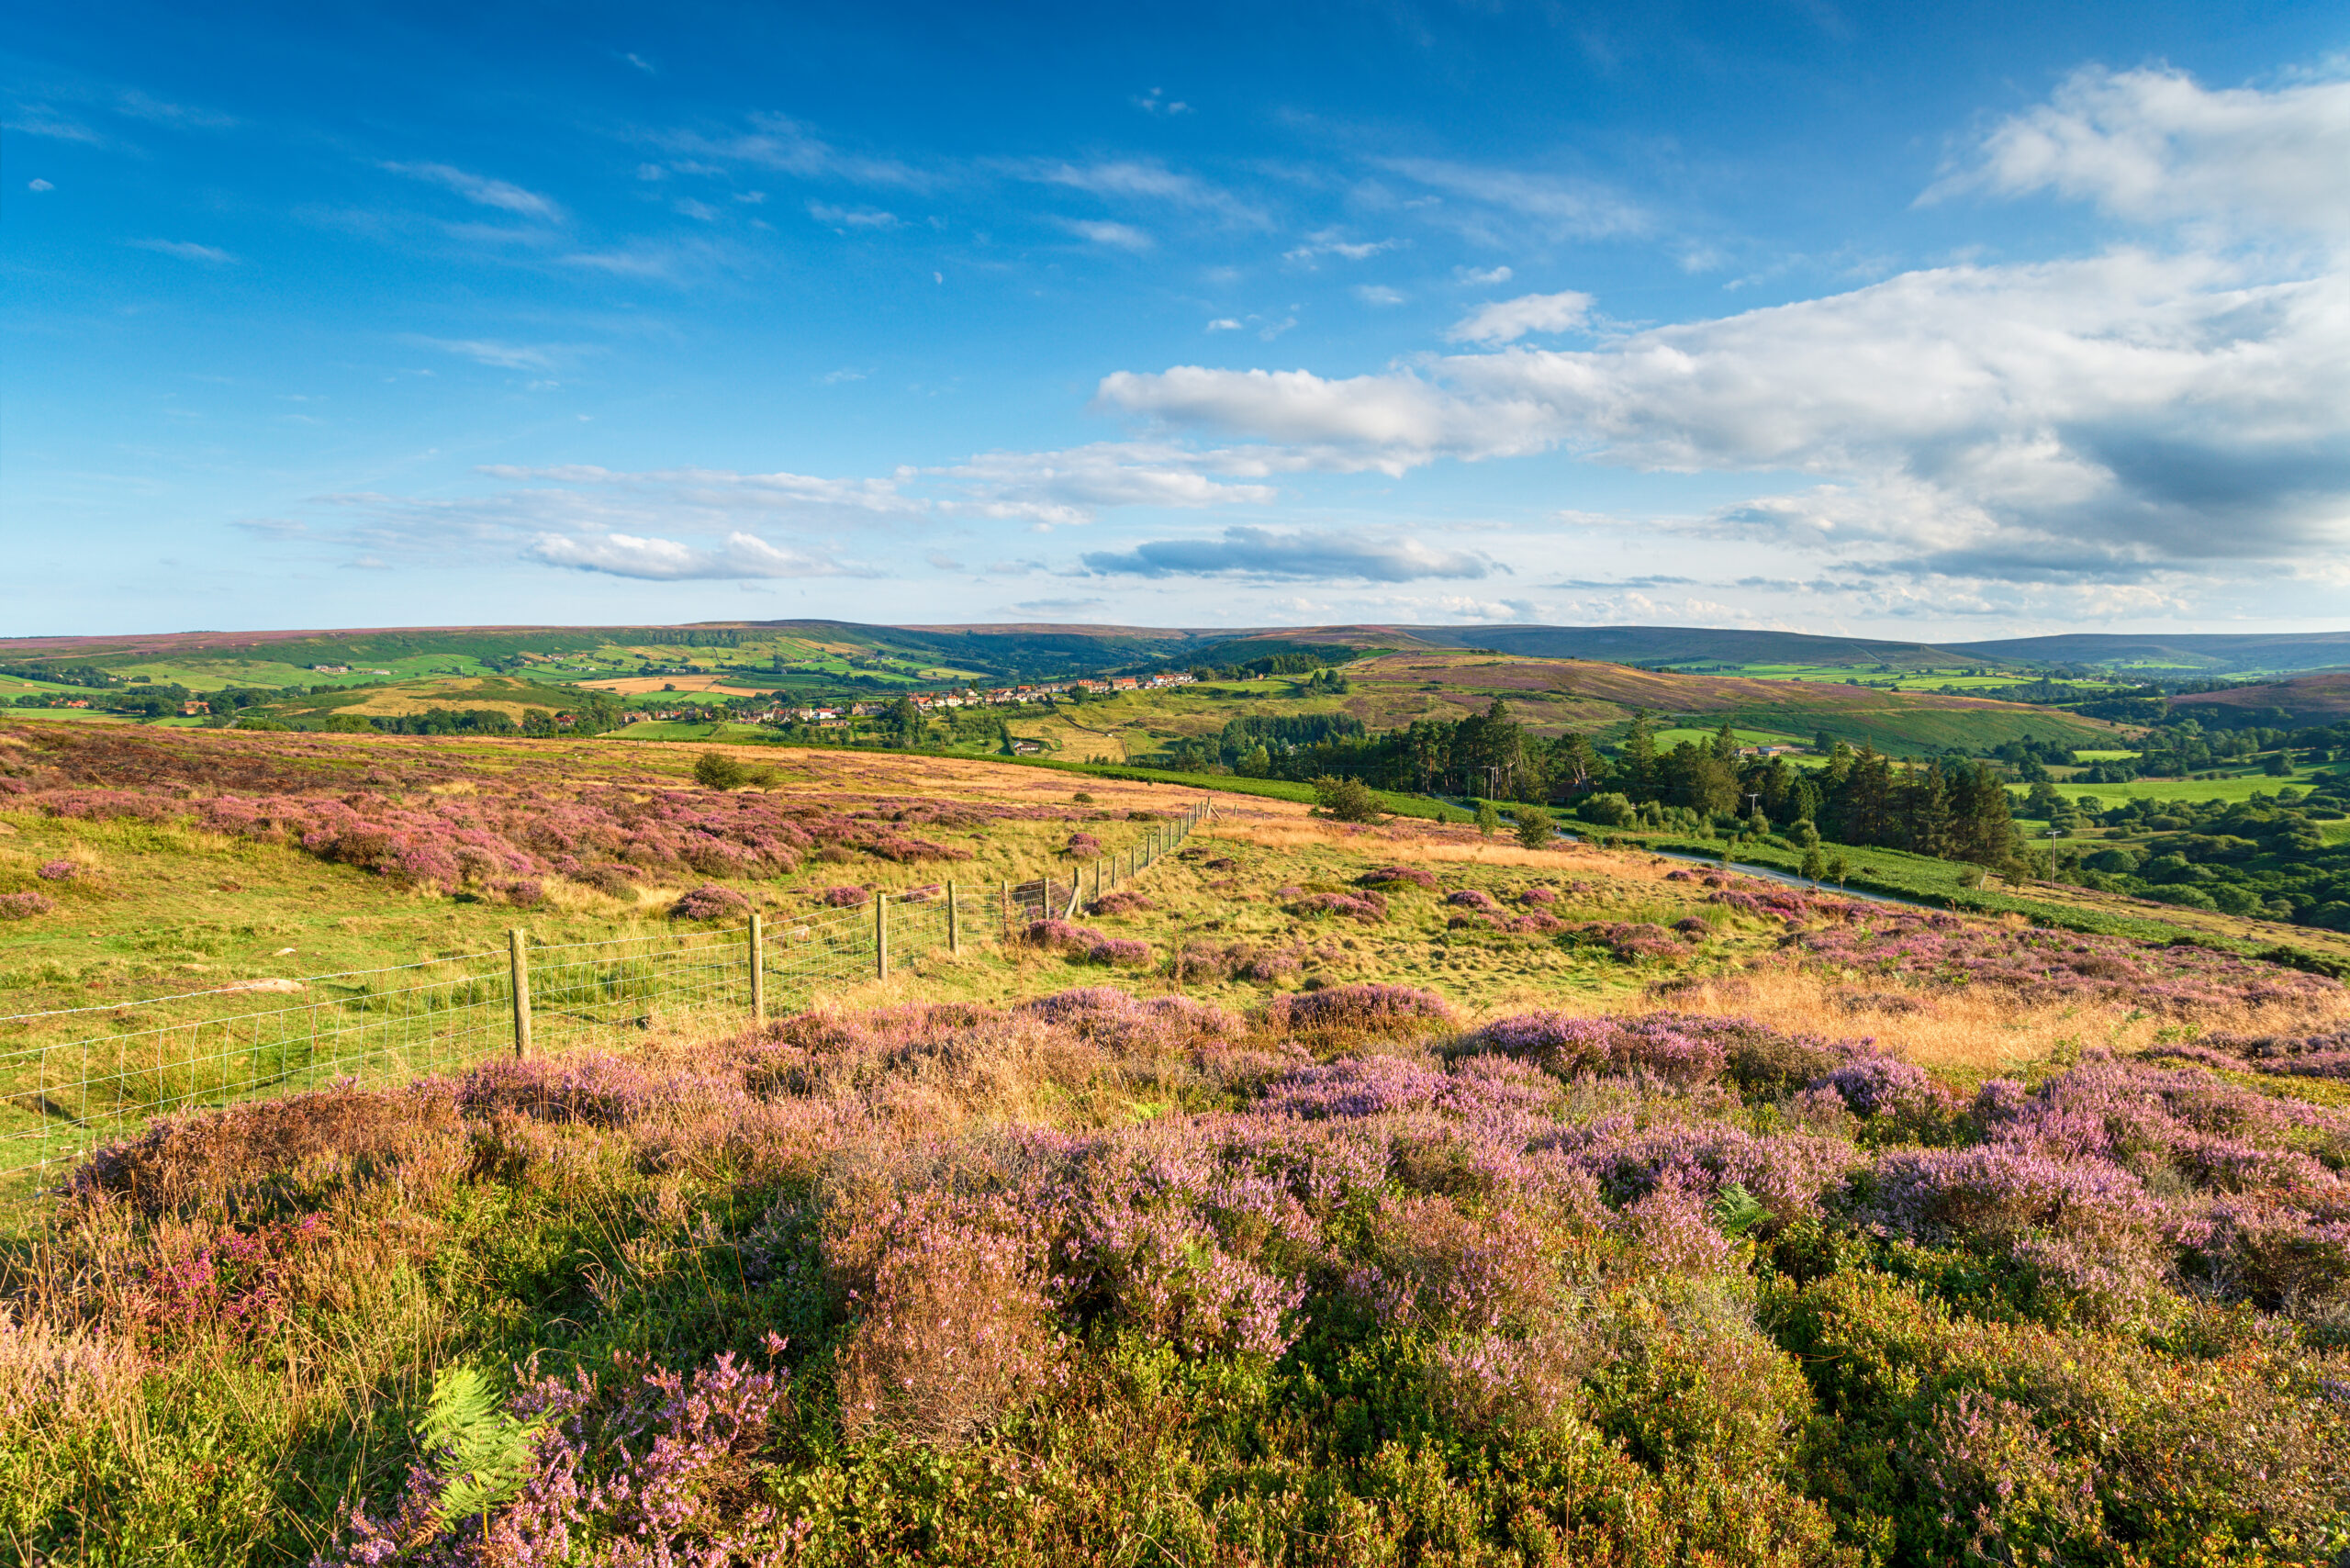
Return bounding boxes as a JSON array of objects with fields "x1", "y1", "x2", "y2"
[
  {"x1": 9, "y1": 723, "x2": 1035, "y2": 902},
  {"x1": 33, "y1": 858, "x2": 76, "y2": 881},
  {"x1": 1569, "y1": 922, "x2": 1695, "y2": 961},
  {"x1": 1259, "y1": 982, "x2": 1454, "y2": 1037},
  {"x1": 2173, "y1": 1025, "x2": 2350, "y2": 1079},
  {"x1": 24, "y1": 886, "x2": 2350, "y2": 1568},
  {"x1": 1021, "y1": 918, "x2": 1153, "y2": 967},
  {"x1": 817, "y1": 883, "x2": 869, "y2": 907},
  {"x1": 1064, "y1": 831, "x2": 1103, "y2": 857},
  {"x1": 1445, "y1": 889, "x2": 1499, "y2": 912},
  {"x1": 1360, "y1": 864, "x2": 1438, "y2": 890},
  {"x1": 1291, "y1": 888, "x2": 1387, "y2": 922},
  {"x1": 1164, "y1": 938, "x2": 1304, "y2": 984},
  {"x1": 0, "y1": 891, "x2": 53, "y2": 919},
  {"x1": 670, "y1": 882, "x2": 751, "y2": 921},
  {"x1": 1795, "y1": 909, "x2": 2341, "y2": 1012},
  {"x1": 1087, "y1": 889, "x2": 1153, "y2": 915},
  {"x1": 1517, "y1": 886, "x2": 1558, "y2": 906}
]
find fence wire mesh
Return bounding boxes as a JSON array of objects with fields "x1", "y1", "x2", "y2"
[{"x1": 0, "y1": 801, "x2": 1209, "y2": 1187}]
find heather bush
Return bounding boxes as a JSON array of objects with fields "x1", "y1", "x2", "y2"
[
  {"x1": 1259, "y1": 982, "x2": 1455, "y2": 1038},
  {"x1": 1087, "y1": 888, "x2": 1153, "y2": 915},
  {"x1": 1360, "y1": 863, "x2": 1438, "y2": 890},
  {"x1": 19, "y1": 895, "x2": 2350, "y2": 1566},
  {"x1": 1291, "y1": 888, "x2": 1387, "y2": 922},
  {"x1": 34, "y1": 858, "x2": 76, "y2": 881},
  {"x1": 670, "y1": 881, "x2": 752, "y2": 920},
  {"x1": 1446, "y1": 888, "x2": 1499, "y2": 912},
  {"x1": 1022, "y1": 918, "x2": 1153, "y2": 966},
  {"x1": 818, "y1": 883, "x2": 869, "y2": 907},
  {"x1": 0, "y1": 890, "x2": 53, "y2": 919},
  {"x1": 1164, "y1": 937, "x2": 1304, "y2": 984}
]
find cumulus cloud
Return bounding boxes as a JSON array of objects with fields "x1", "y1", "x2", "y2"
[
  {"x1": 1081, "y1": 526, "x2": 1494, "y2": 581},
  {"x1": 1929, "y1": 64, "x2": 2350, "y2": 236},
  {"x1": 1445, "y1": 289, "x2": 1592, "y2": 343},
  {"x1": 380, "y1": 161, "x2": 564, "y2": 221},
  {"x1": 524, "y1": 530, "x2": 852, "y2": 579},
  {"x1": 1099, "y1": 251, "x2": 2350, "y2": 575}
]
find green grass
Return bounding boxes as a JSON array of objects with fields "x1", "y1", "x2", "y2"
[
  {"x1": 1646, "y1": 725, "x2": 1807, "y2": 750},
  {"x1": 2032, "y1": 767, "x2": 2340, "y2": 808}
]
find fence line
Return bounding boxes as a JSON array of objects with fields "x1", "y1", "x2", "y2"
[{"x1": 0, "y1": 801, "x2": 1210, "y2": 1184}]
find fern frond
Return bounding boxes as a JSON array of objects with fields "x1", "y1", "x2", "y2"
[{"x1": 418, "y1": 1364, "x2": 543, "y2": 1524}]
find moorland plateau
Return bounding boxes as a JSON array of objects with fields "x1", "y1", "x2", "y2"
[{"x1": 2, "y1": 711, "x2": 2350, "y2": 1564}]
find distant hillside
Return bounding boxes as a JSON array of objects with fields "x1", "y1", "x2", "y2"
[
  {"x1": 1340, "y1": 653, "x2": 2120, "y2": 754},
  {"x1": 1401, "y1": 624, "x2": 1975, "y2": 669},
  {"x1": 13, "y1": 619, "x2": 2345, "y2": 689},
  {"x1": 2171, "y1": 671, "x2": 2350, "y2": 723},
  {"x1": 1939, "y1": 631, "x2": 2350, "y2": 677}
]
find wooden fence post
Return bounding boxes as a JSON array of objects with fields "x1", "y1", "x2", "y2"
[
  {"x1": 747, "y1": 913, "x2": 765, "y2": 1025},
  {"x1": 509, "y1": 928, "x2": 532, "y2": 1059},
  {"x1": 1001, "y1": 879, "x2": 1010, "y2": 937},
  {"x1": 876, "y1": 893, "x2": 890, "y2": 980},
  {"x1": 946, "y1": 880, "x2": 959, "y2": 954}
]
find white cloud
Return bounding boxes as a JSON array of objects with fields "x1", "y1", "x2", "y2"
[
  {"x1": 660, "y1": 114, "x2": 929, "y2": 189},
  {"x1": 674, "y1": 197, "x2": 720, "y2": 221},
  {"x1": 1930, "y1": 64, "x2": 2350, "y2": 236},
  {"x1": 1380, "y1": 158, "x2": 1650, "y2": 240},
  {"x1": 1454, "y1": 264, "x2": 1513, "y2": 286},
  {"x1": 3, "y1": 105, "x2": 106, "y2": 144},
  {"x1": 809, "y1": 200, "x2": 898, "y2": 229},
  {"x1": 380, "y1": 161, "x2": 564, "y2": 221},
  {"x1": 1098, "y1": 250, "x2": 2350, "y2": 575},
  {"x1": 418, "y1": 339, "x2": 566, "y2": 370},
  {"x1": 1355, "y1": 285, "x2": 1406, "y2": 307},
  {"x1": 1445, "y1": 289, "x2": 1593, "y2": 343},
  {"x1": 131, "y1": 239, "x2": 235, "y2": 263},
  {"x1": 937, "y1": 442, "x2": 1280, "y2": 525},
  {"x1": 524, "y1": 530, "x2": 852, "y2": 579},
  {"x1": 1205, "y1": 318, "x2": 1242, "y2": 331},
  {"x1": 26, "y1": 178, "x2": 54, "y2": 192},
  {"x1": 1082, "y1": 526, "x2": 1494, "y2": 581},
  {"x1": 1060, "y1": 218, "x2": 1154, "y2": 251},
  {"x1": 1283, "y1": 230, "x2": 1401, "y2": 264}
]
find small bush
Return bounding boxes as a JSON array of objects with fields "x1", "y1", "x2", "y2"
[
  {"x1": 819, "y1": 884, "x2": 870, "y2": 907},
  {"x1": 1260, "y1": 983, "x2": 1454, "y2": 1037},
  {"x1": 34, "y1": 858, "x2": 77, "y2": 881},
  {"x1": 693, "y1": 750, "x2": 748, "y2": 790},
  {"x1": 671, "y1": 882, "x2": 751, "y2": 921},
  {"x1": 0, "y1": 891, "x2": 55, "y2": 920},
  {"x1": 1312, "y1": 775, "x2": 1382, "y2": 823},
  {"x1": 1360, "y1": 864, "x2": 1438, "y2": 890}
]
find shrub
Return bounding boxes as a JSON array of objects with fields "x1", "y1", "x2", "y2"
[
  {"x1": 1311, "y1": 775, "x2": 1382, "y2": 823},
  {"x1": 0, "y1": 891, "x2": 54, "y2": 920},
  {"x1": 1022, "y1": 919, "x2": 1152, "y2": 966},
  {"x1": 1360, "y1": 864, "x2": 1439, "y2": 890},
  {"x1": 670, "y1": 882, "x2": 751, "y2": 921},
  {"x1": 692, "y1": 749, "x2": 748, "y2": 790},
  {"x1": 1445, "y1": 889, "x2": 1499, "y2": 912},
  {"x1": 819, "y1": 884, "x2": 870, "y2": 907},
  {"x1": 1292, "y1": 890, "x2": 1387, "y2": 922},
  {"x1": 1066, "y1": 831, "x2": 1103, "y2": 856},
  {"x1": 1259, "y1": 983, "x2": 1454, "y2": 1037},
  {"x1": 835, "y1": 1200, "x2": 1057, "y2": 1445},
  {"x1": 1513, "y1": 803, "x2": 1555, "y2": 850},
  {"x1": 1088, "y1": 889, "x2": 1154, "y2": 916},
  {"x1": 34, "y1": 858, "x2": 76, "y2": 881}
]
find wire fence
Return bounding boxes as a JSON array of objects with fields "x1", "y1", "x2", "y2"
[{"x1": 0, "y1": 801, "x2": 1209, "y2": 1185}]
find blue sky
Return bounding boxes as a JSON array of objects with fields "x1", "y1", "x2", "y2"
[{"x1": 6, "y1": 1, "x2": 2346, "y2": 639}]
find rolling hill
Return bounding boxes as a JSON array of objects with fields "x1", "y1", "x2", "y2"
[{"x1": 2171, "y1": 670, "x2": 2350, "y2": 723}]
